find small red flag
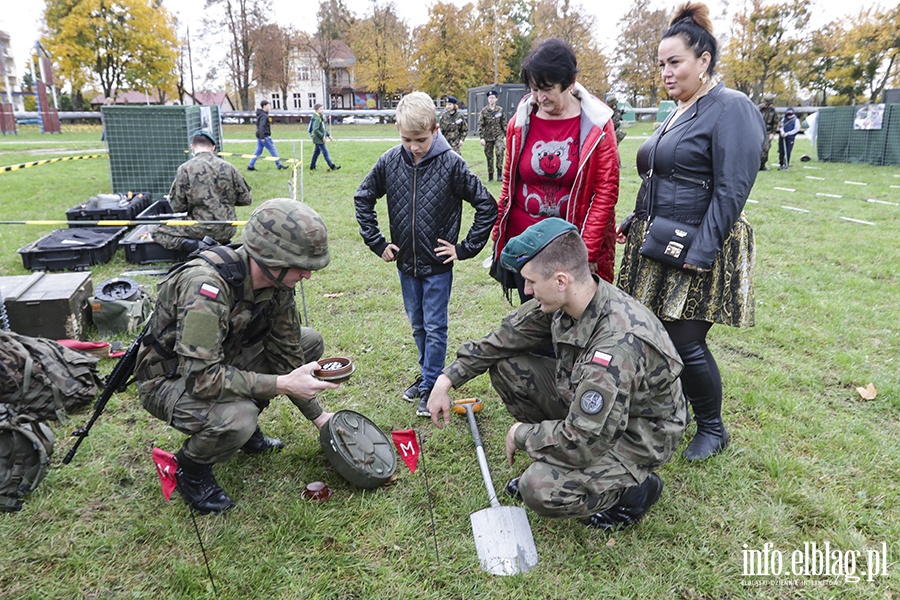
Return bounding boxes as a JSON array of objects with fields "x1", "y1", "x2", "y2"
[
  {"x1": 152, "y1": 447, "x2": 178, "y2": 501},
  {"x1": 391, "y1": 429, "x2": 420, "y2": 473}
]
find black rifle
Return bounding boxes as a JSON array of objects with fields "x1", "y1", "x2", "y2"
[{"x1": 63, "y1": 322, "x2": 149, "y2": 465}]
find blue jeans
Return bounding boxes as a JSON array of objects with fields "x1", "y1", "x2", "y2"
[
  {"x1": 398, "y1": 270, "x2": 453, "y2": 393},
  {"x1": 311, "y1": 143, "x2": 334, "y2": 169},
  {"x1": 248, "y1": 136, "x2": 282, "y2": 167}
]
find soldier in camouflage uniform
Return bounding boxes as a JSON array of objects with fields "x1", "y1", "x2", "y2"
[
  {"x1": 135, "y1": 198, "x2": 339, "y2": 514},
  {"x1": 478, "y1": 90, "x2": 506, "y2": 182},
  {"x1": 154, "y1": 130, "x2": 252, "y2": 253},
  {"x1": 758, "y1": 93, "x2": 778, "y2": 171},
  {"x1": 607, "y1": 96, "x2": 626, "y2": 145},
  {"x1": 428, "y1": 218, "x2": 686, "y2": 529},
  {"x1": 439, "y1": 96, "x2": 468, "y2": 154}
]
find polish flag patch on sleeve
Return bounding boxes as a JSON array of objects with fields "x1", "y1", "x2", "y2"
[
  {"x1": 591, "y1": 350, "x2": 612, "y2": 367},
  {"x1": 199, "y1": 283, "x2": 220, "y2": 299}
]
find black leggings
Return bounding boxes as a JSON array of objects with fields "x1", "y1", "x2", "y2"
[{"x1": 663, "y1": 320, "x2": 722, "y2": 415}]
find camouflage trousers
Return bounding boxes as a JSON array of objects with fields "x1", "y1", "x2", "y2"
[
  {"x1": 153, "y1": 223, "x2": 237, "y2": 251},
  {"x1": 761, "y1": 135, "x2": 773, "y2": 168},
  {"x1": 489, "y1": 353, "x2": 648, "y2": 519},
  {"x1": 139, "y1": 327, "x2": 324, "y2": 465},
  {"x1": 483, "y1": 140, "x2": 505, "y2": 179}
]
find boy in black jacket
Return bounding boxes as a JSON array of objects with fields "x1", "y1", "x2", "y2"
[{"x1": 354, "y1": 92, "x2": 497, "y2": 416}]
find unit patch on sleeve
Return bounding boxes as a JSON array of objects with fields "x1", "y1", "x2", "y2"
[
  {"x1": 199, "y1": 283, "x2": 220, "y2": 299},
  {"x1": 591, "y1": 350, "x2": 612, "y2": 367},
  {"x1": 579, "y1": 390, "x2": 604, "y2": 415}
]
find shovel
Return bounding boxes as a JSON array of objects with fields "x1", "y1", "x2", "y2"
[{"x1": 453, "y1": 398, "x2": 539, "y2": 576}]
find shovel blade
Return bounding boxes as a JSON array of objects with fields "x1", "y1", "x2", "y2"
[{"x1": 470, "y1": 505, "x2": 539, "y2": 576}]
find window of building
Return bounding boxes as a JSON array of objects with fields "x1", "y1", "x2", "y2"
[
  {"x1": 298, "y1": 66, "x2": 311, "y2": 80},
  {"x1": 292, "y1": 93, "x2": 303, "y2": 109},
  {"x1": 270, "y1": 95, "x2": 282, "y2": 110},
  {"x1": 308, "y1": 93, "x2": 317, "y2": 109}
]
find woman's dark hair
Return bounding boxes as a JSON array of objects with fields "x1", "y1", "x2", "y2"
[
  {"x1": 661, "y1": 2, "x2": 718, "y2": 75},
  {"x1": 520, "y1": 38, "x2": 578, "y2": 90}
]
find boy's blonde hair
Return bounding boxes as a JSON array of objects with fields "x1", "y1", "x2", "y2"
[{"x1": 396, "y1": 92, "x2": 437, "y2": 132}]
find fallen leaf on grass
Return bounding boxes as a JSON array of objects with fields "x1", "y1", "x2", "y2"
[
  {"x1": 606, "y1": 537, "x2": 616, "y2": 547},
  {"x1": 855, "y1": 383, "x2": 877, "y2": 400},
  {"x1": 323, "y1": 292, "x2": 344, "y2": 298}
]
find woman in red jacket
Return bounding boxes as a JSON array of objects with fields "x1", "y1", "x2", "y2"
[{"x1": 490, "y1": 38, "x2": 620, "y2": 302}]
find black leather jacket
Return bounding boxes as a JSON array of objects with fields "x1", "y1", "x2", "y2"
[
  {"x1": 632, "y1": 83, "x2": 764, "y2": 269},
  {"x1": 354, "y1": 132, "x2": 497, "y2": 277}
]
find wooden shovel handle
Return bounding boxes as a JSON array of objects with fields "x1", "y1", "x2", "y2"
[{"x1": 452, "y1": 397, "x2": 483, "y2": 414}]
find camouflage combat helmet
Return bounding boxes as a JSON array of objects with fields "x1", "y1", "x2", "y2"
[{"x1": 242, "y1": 198, "x2": 330, "y2": 271}]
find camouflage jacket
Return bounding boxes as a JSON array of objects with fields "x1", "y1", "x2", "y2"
[
  {"x1": 443, "y1": 278, "x2": 687, "y2": 474},
  {"x1": 168, "y1": 152, "x2": 252, "y2": 243},
  {"x1": 134, "y1": 246, "x2": 322, "y2": 420},
  {"x1": 759, "y1": 104, "x2": 779, "y2": 134},
  {"x1": 478, "y1": 104, "x2": 506, "y2": 142},
  {"x1": 439, "y1": 107, "x2": 468, "y2": 149}
]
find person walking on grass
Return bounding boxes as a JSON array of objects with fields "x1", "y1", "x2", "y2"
[
  {"x1": 248, "y1": 100, "x2": 289, "y2": 171},
  {"x1": 309, "y1": 103, "x2": 341, "y2": 171},
  {"x1": 354, "y1": 91, "x2": 497, "y2": 418}
]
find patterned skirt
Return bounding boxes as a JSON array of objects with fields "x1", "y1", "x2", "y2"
[{"x1": 616, "y1": 213, "x2": 755, "y2": 328}]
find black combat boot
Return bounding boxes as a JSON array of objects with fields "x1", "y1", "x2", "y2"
[
  {"x1": 505, "y1": 477, "x2": 523, "y2": 501},
  {"x1": 678, "y1": 341, "x2": 729, "y2": 461},
  {"x1": 174, "y1": 450, "x2": 234, "y2": 515},
  {"x1": 240, "y1": 426, "x2": 285, "y2": 455},
  {"x1": 586, "y1": 473, "x2": 663, "y2": 530}
]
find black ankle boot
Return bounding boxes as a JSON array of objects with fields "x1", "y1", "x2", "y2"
[
  {"x1": 678, "y1": 341, "x2": 729, "y2": 461},
  {"x1": 505, "y1": 477, "x2": 522, "y2": 501},
  {"x1": 587, "y1": 473, "x2": 663, "y2": 530},
  {"x1": 175, "y1": 450, "x2": 234, "y2": 515},
  {"x1": 241, "y1": 427, "x2": 285, "y2": 455}
]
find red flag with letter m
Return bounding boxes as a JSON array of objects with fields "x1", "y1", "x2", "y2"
[
  {"x1": 391, "y1": 429, "x2": 420, "y2": 473},
  {"x1": 152, "y1": 447, "x2": 178, "y2": 501}
]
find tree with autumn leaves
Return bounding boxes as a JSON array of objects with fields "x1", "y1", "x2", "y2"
[{"x1": 42, "y1": 0, "x2": 179, "y2": 106}]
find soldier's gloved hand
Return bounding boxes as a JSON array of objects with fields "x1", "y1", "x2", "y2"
[{"x1": 198, "y1": 236, "x2": 219, "y2": 251}]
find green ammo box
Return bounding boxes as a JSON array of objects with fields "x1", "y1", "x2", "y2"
[{"x1": 0, "y1": 272, "x2": 93, "y2": 340}]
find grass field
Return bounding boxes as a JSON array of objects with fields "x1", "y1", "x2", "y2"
[{"x1": 0, "y1": 122, "x2": 898, "y2": 599}]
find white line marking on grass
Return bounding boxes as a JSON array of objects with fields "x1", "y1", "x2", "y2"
[
  {"x1": 867, "y1": 199, "x2": 899, "y2": 206},
  {"x1": 774, "y1": 187, "x2": 796, "y2": 192},
  {"x1": 891, "y1": 185, "x2": 900, "y2": 189},
  {"x1": 840, "y1": 217, "x2": 876, "y2": 225},
  {"x1": 803, "y1": 166, "x2": 822, "y2": 170},
  {"x1": 816, "y1": 193, "x2": 843, "y2": 198},
  {"x1": 782, "y1": 206, "x2": 810, "y2": 213},
  {"x1": 806, "y1": 176, "x2": 825, "y2": 180},
  {"x1": 844, "y1": 181, "x2": 867, "y2": 186},
  {"x1": 746, "y1": 199, "x2": 759, "y2": 203}
]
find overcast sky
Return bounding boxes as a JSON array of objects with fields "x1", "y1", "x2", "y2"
[{"x1": 2, "y1": 0, "x2": 893, "y2": 87}]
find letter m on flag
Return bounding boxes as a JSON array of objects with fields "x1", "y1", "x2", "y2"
[{"x1": 391, "y1": 429, "x2": 420, "y2": 473}]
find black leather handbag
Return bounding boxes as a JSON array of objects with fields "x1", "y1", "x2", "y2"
[{"x1": 640, "y1": 215, "x2": 698, "y2": 269}]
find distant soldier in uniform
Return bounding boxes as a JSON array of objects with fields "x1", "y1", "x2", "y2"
[
  {"x1": 439, "y1": 95, "x2": 468, "y2": 154},
  {"x1": 428, "y1": 218, "x2": 687, "y2": 530},
  {"x1": 607, "y1": 95, "x2": 627, "y2": 145},
  {"x1": 136, "y1": 199, "x2": 339, "y2": 515},
  {"x1": 154, "y1": 129, "x2": 252, "y2": 253},
  {"x1": 478, "y1": 89, "x2": 506, "y2": 182},
  {"x1": 758, "y1": 93, "x2": 778, "y2": 171}
]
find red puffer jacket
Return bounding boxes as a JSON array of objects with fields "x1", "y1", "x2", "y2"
[{"x1": 492, "y1": 83, "x2": 620, "y2": 282}]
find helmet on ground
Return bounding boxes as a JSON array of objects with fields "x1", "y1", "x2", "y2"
[{"x1": 242, "y1": 199, "x2": 330, "y2": 271}]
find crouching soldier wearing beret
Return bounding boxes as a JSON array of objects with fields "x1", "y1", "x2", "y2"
[
  {"x1": 428, "y1": 218, "x2": 687, "y2": 530},
  {"x1": 136, "y1": 199, "x2": 338, "y2": 514}
]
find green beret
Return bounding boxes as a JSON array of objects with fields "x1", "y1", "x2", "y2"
[
  {"x1": 500, "y1": 218, "x2": 577, "y2": 273},
  {"x1": 193, "y1": 129, "x2": 216, "y2": 146}
]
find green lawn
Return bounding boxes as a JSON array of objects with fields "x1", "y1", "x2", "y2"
[{"x1": 0, "y1": 123, "x2": 897, "y2": 599}]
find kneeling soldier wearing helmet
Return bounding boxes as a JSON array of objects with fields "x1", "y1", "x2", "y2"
[
  {"x1": 136, "y1": 199, "x2": 338, "y2": 514},
  {"x1": 428, "y1": 218, "x2": 687, "y2": 530}
]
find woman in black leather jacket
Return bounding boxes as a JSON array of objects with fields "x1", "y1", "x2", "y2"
[{"x1": 616, "y1": 2, "x2": 764, "y2": 462}]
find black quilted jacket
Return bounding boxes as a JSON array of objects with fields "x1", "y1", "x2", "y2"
[{"x1": 354, "y1": 132, "x2": 497, "y2": 277}]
